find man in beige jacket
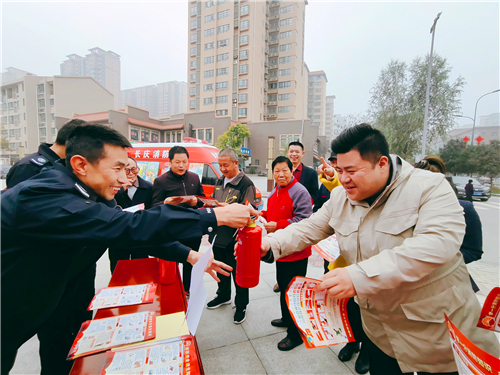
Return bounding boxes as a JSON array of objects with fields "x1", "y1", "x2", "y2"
[{"x1": 261, "y1": 124, "x2": 499, "y2": 374}]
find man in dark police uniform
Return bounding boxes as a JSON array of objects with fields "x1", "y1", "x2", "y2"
[{"x1": 1, "y1": 124, "x2": 258, "y2": 374}]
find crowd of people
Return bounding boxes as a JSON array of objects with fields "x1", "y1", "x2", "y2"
[{"x1": 1, "y1": 120, "x2": 498, "y2": 375}]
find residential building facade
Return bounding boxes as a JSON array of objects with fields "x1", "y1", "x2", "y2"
[
  {"x1": 187, "y1": 0, "x2": 308, "y2": 123},
  {"x1": 60, "y1": 47, "x2": 121, "y2": 109},
  {"x1": 307, "y1": 70, "x2": 327, "y2": 136},
  {"x1": 121, "y1": 81, "x2": 187, "y2": 118},
  {"x1": 1, "y1": 71, "x2": 113, "y2": 164},
  {"x1": 324, "y1": 95, "x2": 335, "y2": 144}
]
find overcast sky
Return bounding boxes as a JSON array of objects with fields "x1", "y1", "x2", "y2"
[{"x1": 2, "y1": 1, "x2": 499, "y2": 127}]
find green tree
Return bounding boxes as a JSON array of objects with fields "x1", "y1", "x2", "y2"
[
  {"x1": 475, "y1": 140, "x2": 500, "y2": 183},
  {"x1": 1, "y1": 132, "x2": 10, "y2": 151},
  {"x1": 215, "y1": 123, "x2": 251, "y2": 154},
  {"x1": 369, "y1": 54, "x2": 465, "y2": 160},
  {"x1": 439, "y1": 138, "x2": 468, "y2": 175}
]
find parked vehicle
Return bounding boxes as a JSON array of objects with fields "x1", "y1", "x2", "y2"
[
  {"x1": 0, "y1": 164, "x2": 11, "y2": 179},
  {"x1": 451, "y1": 176, "x2": 491, "y2": 201},
  {"x1": 130, "y1": 140, "x2": 263, "y2": 209}
]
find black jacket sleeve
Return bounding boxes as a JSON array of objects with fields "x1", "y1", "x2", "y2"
[
  {"x1": 151, "y1": 178, "x2": 166, "y2": 207},
  {"x1": 302, "y1": 166, "x2": 319, "y2": 205},
  {"x1": 6, "y1": 163, "x2": 42, "y2": 189},
  {"x1": 459, "y1": 200, "x2": 483, "y2": 264}
]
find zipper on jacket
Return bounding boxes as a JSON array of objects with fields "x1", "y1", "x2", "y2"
[{"x1": 182, "y1": 180, "x2": 187, "y2": 196}]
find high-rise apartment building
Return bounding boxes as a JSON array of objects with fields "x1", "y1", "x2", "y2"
[
  {"x1": 1, "y1": 69, "x2": 113, "y2": 164},
  {"x1": 324, "y1": 95, "x2": 334, "y2": 144},
  {"x1": 60, "y1": 47, "x2": 121, "y2": 109},
  {"x1": 307, "y1": 70, "x2": 327, "y2": 136},
  {"x1": 121, "y1": 81, "x2": 187, "y2": 118},
  {"x1": 187, "y1": 0, "x2": 307, "y2": 122}
]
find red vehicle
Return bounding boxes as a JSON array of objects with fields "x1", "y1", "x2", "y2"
[{"x1": 129, "y1": 140, "x2": 262, "y2": 208}]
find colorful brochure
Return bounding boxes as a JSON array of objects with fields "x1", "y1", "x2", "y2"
[
  {"x1": 312, "y1": 235, "x2": 340, "y2": 263},
  {"x1": 122, "y1": 203, "x2": 145, "y2": 213},
  {"x1": 477, "y1": 287, "x2": 500, "y2": 332},
  {"x1": 100, "y1": 335, "x2": 200, "y2": 375},
  {"x1": 286, "y1": 277, "x2": 355, "y2": 348},
  {"x1": 88, "y1": 283, "x2": 157, "y2": 311},
  {"x1": 445, "y1": 314, "x2": 500, "y2": 374},
  {"x1": 67, "y1": 311, "x2": 156, "y2": 360}
]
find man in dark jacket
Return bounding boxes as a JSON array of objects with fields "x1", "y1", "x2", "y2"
[
  {"x1": 465, "y1": 179, "x2": 474, "y2": 202},
  {"x1": 151, "y1": 145, "x2": 205, "y2": 294},
  {"x1": 109, "y1": 156, "x2": 154, "y2": 272},
  {"x1": 1, "y1": 124, "x2": 257, "y2": 374},
  {"x1": 206, "y1": 148, "x2": 259, "y2": 324},
  {"x1": 6, "y1": 119, "x2": 86, "y2": 188}
]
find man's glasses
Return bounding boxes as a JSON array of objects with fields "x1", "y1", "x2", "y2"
[{"x1": 125, "y1": 168, "x2": 138, "y2": 175}]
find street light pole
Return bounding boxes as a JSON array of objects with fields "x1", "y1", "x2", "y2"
[
  {"x1": 470, "y1": 89, "x2": 500, "y2": 145},
  {"x1": 421, "y1": 12, "x2": 442, "y2": 159}
]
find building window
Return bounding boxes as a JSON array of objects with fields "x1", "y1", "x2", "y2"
[
  {"x1": 203, "y1": 97, "x2": 213, "y2": 105},
  {"x1": 270, "y1": 8, "x2": 279, "y2": 17},
  {"x1": 313, "y1": 115, "x2": 321, "y2": 119},
  {"x1": 177, "y1": 131, "x2": 182, "y2": 142},
  {"x1": 190, "y1": 20, "x2": 197, "y2": 30},
  {"x1": 240, "y1": 20, "x2": 249, "y2": 30},
  {"x1": 278, "y1": 93, "x2": 290, "y2": 101},
  {"x1": 206, "y1": 128, "x2": 213, "y2": 144},
  {"x1": 240, "y1": 50, "x2": 249, "y2": 59},
  {"x1": 190, "y1": 34, "x2": 197, "y2": 43},
  {"x1": 189, "y1": 87, "x2": 196, "y2": 96},
  {"x1": 314, "y1": 81, "x2": 322, "y2": 86},
  {"x1": 204, "y1": 14, "x2": 215, "y2": 23},
  {"x1": 190, "y1": 60, "x2": 196, "y2": 69},
  {"x1": 151, "y1": 131, "x2": 159, "y2": 142},
  {"x1": 217, "y1": 67, "x2": 229, "y2": 76},
  {"x1": 50, "y1": 98, "x2": 54, "y2": 106},
  {"x1": 218, "y1": 9, "x2": 230, "y2": 19},
  {"x1": 204, "y1": 56, "x2": 214, "y2": 64},
  {"x1": 165, "y1": 132, "x2": 171, "y2": 142},
  {"x1": 204, "y1": 84, "x2": 214, "y2": 92},
  {"x1": 204, "y1": 28, "x2": 215, "y2": 37},
  {"x1": 280, "y1": 134, "x2": 301, "y2": 150},
  {"x1": 216, "y1": 109, "x2": 228, "y2": 116},
  {"x1": 217, "y1": 38, "x2": 229, "y2": 48},
  {"x1": 269, "y1": 33, "x2": 279, "y2": 42},
  {"x1": 278, "y1": 81, "x2": 291, "y2": 88},
  {"x1": 279, "y1": 31, "x2": 292, "y2": 39},
  {"x1": 238, "y1": 108, "x2": 247, "y2": 117},
  {"x1": 270, "y1": 20, "x2": 279, "y2": 29},
  {"x1": 141, "y1": 129, "x2": 150, "y2": 142},
  {"x1": 204, "y1": 69, "x2": 214, "y2": 78},
  {"x1": 190, "y1": 47, "x2": 197, "y2": 57},
  {"x1": 216, "y1": 81, "x2": 228, "y2": 90},
  {"x1": 38, "y1": 99, "x2": 45, "y2": 108},
  {"x1": 280, "y1": 18, "x2": 293, "y2": 27},
  {"x1": 279, "y1": 68, "x2": 291, "y2": 76},
  {"x1": 238, "y1": 93, "x2": 247, "y2": 103},
  {"x1": 241, "y1": 4, "x2": 249, "y2": 15},
  {"x1": 216, "y1": 95, "x2": 228, "y2": 104},
  {"x1": 51, "y1": 113, "x2": 55, "y2": 121},
  {"x1": 279, "y1": 43, "x2": 292, "y2": 52},
  {"x1": 314, "y1": 95, "x2": 321, "y2": 100},
  {"x1": 51, "y1": 127, "x2": 56, "y2": 135},
  {"x1": 269, "y1": 82, "x2": 278, "y2": 89},
  {"x1": 39, "y1": 127, "x2": 46, "y2": 137},
  {"x1": 314, "y1": 108, "x2": 321, "y2": 113},
  {"x1": 189, "y1": 73, "x2": 196, "y2": 83},
  {"x1": 217, "y1": 52, "x2": 229, "y2": 62},
  {"x1": 217, "y1": 24, "x2": 230, "y2": 34},
  {"x1": 190, "y1": 6, "x2": 197, "y2": 16},
  {"x1": 280, "y1": 5, "x2": 293, "y2": 13},
  {"x1": 279, "y1": 56, "x2": 292, "y2": 64},
  {"x1": 239, "y1": 64, "x2": 248, "y2": 74},
  {"x1": 205, "y1": 0, "x2": 214, "y2": 9},
  {"x1": 205, "y1": 42, "x2": 215, "y2": 50},
  {"x1": 238, "y1": 79, "x2": 248, "y2": 89},
  {"x1": 278, "y1": 106, "x2": 290, "y2": 113},
  {"x1": 314, "y1": 88, "x2": 321, "y2": 93},
  {"x1": 218, "y1": 0, "x2": 229, "y2": 4},
  {"x1": 39, "y1": 113, "x2": 46, "y2": 122},
  {"x1": 189, "y1": 100, "x2": 196, "y2": 109},
  {"x1": 37, "y1": 84, "x2": 44, "y2": 93},
  {"x1": 240, "y1": 35, "x2": 249, "y2": 45},
  {"x1": 130, "y1": 127, "x2": 139, "y2": 140},
  {"x1": 314, "y1": 101, "x2": 321, "y2": 106},
  {"x1": 269, "y1": 46, "x2": 278, "y2": 54}
]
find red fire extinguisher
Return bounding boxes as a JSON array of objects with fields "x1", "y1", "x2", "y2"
[{"x1": 236, "y1": 223, "x2": 262, "y2": 288}]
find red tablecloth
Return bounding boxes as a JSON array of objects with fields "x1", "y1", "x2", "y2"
[{"x1": 69, "y1": 258, "x2": 203, "y2": 374}]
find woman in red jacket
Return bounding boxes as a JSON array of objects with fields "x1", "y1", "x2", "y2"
[{"x1": 262, "y1": 156, "x2": 313, "y2": 351}]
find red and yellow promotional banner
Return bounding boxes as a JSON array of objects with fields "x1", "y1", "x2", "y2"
[{"x1": 477, "y1": 287, "x2": 500, "y2": 333}]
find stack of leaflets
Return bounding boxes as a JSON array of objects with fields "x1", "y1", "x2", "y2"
[
  {"x1": 286, "y1": 277, "x2": 354, "y2": 348},
  {"x1": 311, "y1": 235, "x2": 341, "y2": 263},
  {"x1": 88, "y1": 283, "x2": 157, "y2": 311}
]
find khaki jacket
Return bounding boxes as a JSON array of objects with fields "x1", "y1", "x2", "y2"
[{"x1": 266, "y1": 155, "x2": 499, "y2": 372}]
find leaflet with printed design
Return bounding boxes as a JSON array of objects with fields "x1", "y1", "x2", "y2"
[
  {"x1": 446, "y1": 314, "x2": 499, "y2": 375},
  {"x1": 88, "y1": 283, "x2": 157, "y2": 311},
  {"x1": 476, "y1": 287, "x2": 500, "y2": 333},
  {"x1": 286, "y1": 277, "x2": 354, "y2": 348},
  {"x1": 311, "y1": 235, "x2": 340, "y2": 263},
  {"x1": 67, "y1": 311, "x2": 156, "y2": 360},
  {"x1": 100, "y1": 335, "x2": 201, "y2": 375},
  {"x1": 122, "y1": 203, "x2": 145, "y2": 213}
]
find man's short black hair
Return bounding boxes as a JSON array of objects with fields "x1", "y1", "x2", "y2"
[
  {"x1": 468, "y1": 179, "x2": 473, "y2": 183},
  {"x1": 65, "y1": 123, "x2": 131, "y2": 169},
  {"x1": 55, "y1": 119, "x2": 87, "y2": 146},
  {"x1": 169, "y1": 145, "x2": 189, "y2": 161},
  {"x1": 330, "y1": 123, "x2": 389, "y2": 165},
  {"x1": 288, "y1": 141, "x2": 304, "y2": 151},
  {"x1": 272, "y1": 156, "x2": 293, "y2": 171}
]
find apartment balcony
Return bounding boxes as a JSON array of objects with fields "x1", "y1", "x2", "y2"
[
  {"x1": 267, "y1": 88, "x2": 278, "y2": 94},
  {"x1": 269, "y1": 1, "x2": 279, "y2": 8},
  {"x1": 267, "y1": 113, "x2": 277, "y2": 119},
  {"x1": 270, "y1": 15, "x2": 280, "y2": 20},
  {"x1": 269, "y1": 77, "x2": 278, "y2": 82},
  {"x1": 269, "y1": 64, "x2": 278, "y2": 70},
  {"x1": 269, "y1": 52, "x2": 279, "y2": 57},
  {"x1": 268, "y1": 101, "x2": 277, "y2": 106},
  {"x1": 269, "y1": 39, "x2": 279, "y2": 46},
  {"x1": 269, "y1": 25, "x2": 279, "y2": 31},
  {"x1": 39, "y1": 122, "x2": 46, "y2": 128}
]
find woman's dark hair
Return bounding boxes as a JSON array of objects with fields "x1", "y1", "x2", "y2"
[
  {"x1": 65, "y1": 123, "x2": 131, "y2": 169},
  {"x1": 330, "y1": 123, "x2": 389, "y2": 165},
  {"x1": 272, "y1": 156, "x2": 293, "y2": 171},
  {"x1": 169, "y1": 145, "x2": 189, "y2": 161}
]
